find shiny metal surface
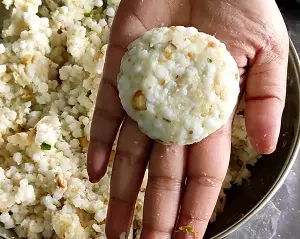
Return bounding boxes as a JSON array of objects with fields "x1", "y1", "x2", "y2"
[{"x1": 1, "y1": 4, "x2": 300, "y2": 239}]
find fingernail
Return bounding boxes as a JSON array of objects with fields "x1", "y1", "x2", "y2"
[
  {"x1": 251, "y1": 135, "x2": 277, "y2": 155},
  {"x1": 89, "y1": 177, "x2": 98, "y2": 183}
]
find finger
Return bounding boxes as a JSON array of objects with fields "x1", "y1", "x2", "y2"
[
  {"x1": 104, "y1": 0, "x2": 174, "y2": 230},
  {"x1": 87, "y1": 0, "x2": 152, "y2": 182},
  {"x1": 245, "y1": 41, "x2": 289, "y2": 154},
  {"x1": 87, "y1": 44, "x2": 126, "y2": 182},
  {"x1": 175, "y1": 123, "x2": 232, "y2": 239},
  {"x1": 141, "y1": 144, "x2": 187, "y2": 239},
  {"x1": 106, "y1": 117, "x2": 152, "y2": 238}
]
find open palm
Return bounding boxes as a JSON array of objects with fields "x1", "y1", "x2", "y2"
[{"x1": 87, "y1": 0, "x2": 288, "y2": 238}]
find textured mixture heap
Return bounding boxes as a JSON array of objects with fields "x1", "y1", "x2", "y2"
[
  {"x1": 118, "y1": 26, "x2": 239, "y2": 145},
  {"x1": 0, "y1": 0, "x2": 260, "y2": 238}
]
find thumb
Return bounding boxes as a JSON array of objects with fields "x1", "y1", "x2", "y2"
[{"x1": 245, "y1": 40, "x2": 289, "y2": 154}]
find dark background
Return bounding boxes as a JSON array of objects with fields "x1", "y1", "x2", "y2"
[{"x1": 278, "y1": 0, "x2": 300, "y2": 54}]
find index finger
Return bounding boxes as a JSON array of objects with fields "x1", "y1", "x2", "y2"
[
  {"x1": 87, "y1": 0, "x2": 152, "y2": 182},
  {"x1": 175, "y1": 123, "x2": 232, "y2": 239}
]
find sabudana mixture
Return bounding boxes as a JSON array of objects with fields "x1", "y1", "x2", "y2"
[
  {"x1": 118, "y1": 26, "x2": 239, "y2": 145},
  {"x1": 0, "y1": 0, "x2": 260, "y2": 238}
]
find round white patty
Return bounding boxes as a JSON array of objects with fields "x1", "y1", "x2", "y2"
[{"x1": 118, "y1": 26, "x2": 240, "y2": 145}]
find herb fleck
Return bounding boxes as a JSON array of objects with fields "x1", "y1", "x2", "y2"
[
  {"x1": 84, "y1": 12, "x2": 92, "y2": 18},
  {"x1": 41, "y1": 143, "x2": 51, "y2": 150},
  {"x1": 207, "y1": 58, "x2": 213, "y2": 63},
  {"x1": 163, "y1": 118, "x2": 171, "y2": 123},
  {"x1": 178, "y1": 225, "x2": 194, "y2": 233}
]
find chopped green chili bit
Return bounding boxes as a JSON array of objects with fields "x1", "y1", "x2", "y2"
[
  {"x1": 178, "y1": 225, "x2": 195, "y2": 233},
  {"x1": 41, "y1": 142, "x2": 51, "y2": 150},
  {"x1": 84, "y1": 12, "x2": 92, "y2": 17},
  {"x1": 207, "y1": 58, "x2": 213, "y2": 63}
]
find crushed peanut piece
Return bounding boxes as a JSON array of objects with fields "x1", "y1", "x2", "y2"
[
  {"x1": 208, "y1": 41, "x2": 217, "y2": 48},
  {"x1": 164, "y1": 49, "x2": 172, "y2": 60},
  {"x1": 188, "y1": 52, "x2": 194, "y2": 58},
  {"x1": 57, "y1": 176, "x2": 65, "y2": 188},
  {"x1": 132, "y1": 90, "x2": 147, "y2": 111},
  {"x1": 22, "y1": 93, "x2": 33, "y2": 100},
  {"x1": 95, "y1": 51, "x2": 104, "y2": 60},
  {"x1": 80, "y1": 137, "x2": 89, "y2": 147},
  {"x1": 159, "y1": 79, "x2": 166, "y2": 86},
  {"x1": 20, "y1": 55, "x2": 33, "y2": 65}
]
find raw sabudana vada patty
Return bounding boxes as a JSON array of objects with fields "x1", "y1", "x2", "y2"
[{"x1": 117, "y1": 26, "x2": 240, "y2": 145}]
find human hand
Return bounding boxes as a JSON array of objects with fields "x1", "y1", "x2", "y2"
[{"x1": 87, "y1": 0, "x2": 288, "y2": 238}]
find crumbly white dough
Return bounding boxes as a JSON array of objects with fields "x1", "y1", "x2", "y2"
[{"x1": 118, "y1": 26, "x2": 240, "y2": 145}]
